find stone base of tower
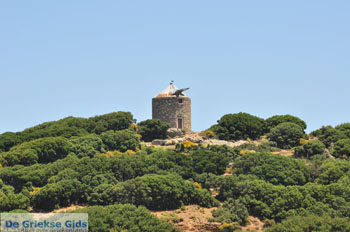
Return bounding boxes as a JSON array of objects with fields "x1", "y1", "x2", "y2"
[{"x1": 152, "y1": 96, "x2": 191, "y2": 132}]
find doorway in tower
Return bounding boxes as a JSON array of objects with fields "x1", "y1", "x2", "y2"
[{"x1": 177, "y1": 118, "x2": 183, "y2": 130}]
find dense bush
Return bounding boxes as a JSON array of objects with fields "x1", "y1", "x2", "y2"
[
  {"x1": 0, "y1": 156, "x2": 77, "y2": 192},
  {"x1": 217, "y1": 176, "x2": 307, "y2": 221},
  {"x1": 0, "y1": 137, "x2": 72, "y2": 166},
  {"x1": 268, "y1": 122, "x2": 304, "y2": 149},
  {"x1": 137, "y1": 119, "x2": 170, "y2": 142},
  {"x1": 91, "y1": 112, "x2": 135, "y2": 134},
  {"x1": 109, "y1": 150, "x2": 192, "y2": 181},
  {"x1": 0, "y1": 146, "x2": 230, "y2": 195},
  {"x1": 32, "y1": 179, "x2": 86, "y2": 211},
  {"x1": 316, "y1": 159, "x2": 350, "y2": 184},
  {"x1": 89, "y1": 173, "x2": 219, "y2": 210},
  {"x1": 194, "y1": 173, "x2": 225, "y2": 190},
  {"x1": 211, "y1": 198, "x2": 249, "y2": 226},
  {"x1": 0, "y1": 134, "x2": 110, "y2": 167},
  {"x1": 210, "y1": 112, "x2": 266, "y2": 141},
  {"x1": 69, "y1": 134, "x2": 105, "y2": 158},
  {"x1": 0, "y1": 180, "x2": 29, "y2": 212},
  {"x1": 266, "y1": 215, "x2": 350, "y2": 232},
  {"x1": 2, "y1": 147, "x2": 226, "y2": 211},
  {"x1": 101, "y1": 129, "x2": 140, "y2": 152},
  {"x1": 294, "y1": 140, "x2": 326, "y2": 159},
  {"x1": 232, "y1": 152, "x2": 310, "y2": 186},
  {"x1": 266, "y1": 115, "x2": 307, "y2": 131},
  {"x1": 71, "y1": 204, "x2": 178, "y2": 232},
  {"x1": 191, "y1": 150, "x2": 229, "y2": 175},
  {"x1": 0, "y1": 111, "x2": 134, "y2": 152},
  {"x1": 311, "y1": 126, "x2": 347, "y2": 148},
  {"x1": 331, "y1": 138, "x2": 350, "y2": 159},
  {"x1": 206, "y1": 145, "x2": 240, "y2": 162},
  {"x1": 335, "y1": 123, "x2": 350, "y2": 138},
  {"x1": 218, "y1": 174, "x2": 350, "y2": 222}
]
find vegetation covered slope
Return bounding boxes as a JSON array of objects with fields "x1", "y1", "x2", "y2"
[{"x1": 1, "y1": 111, "x2": 350, "y2": 231}]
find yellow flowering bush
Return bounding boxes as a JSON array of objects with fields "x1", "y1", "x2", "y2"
[
  {"x1": 200, "y1": 130, "x2": 215, "y2": 138},
  {"x1": 193, "y1": 182, "x2": 202, "y2": 190},
  {"x1": 183, "y1": 141, "x2": 196, "y2": 147},
  {"x1": 30, "y1": 187, "x2": 42, "y2": 196}
]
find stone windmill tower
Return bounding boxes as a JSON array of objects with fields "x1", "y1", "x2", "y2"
[{"x1": 152, "y1": 81, "x2": 191, "y2": 132}]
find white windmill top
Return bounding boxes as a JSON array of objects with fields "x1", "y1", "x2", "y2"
[{"x1": 155, "y1": 81, "x2": 187, "y2": 98}]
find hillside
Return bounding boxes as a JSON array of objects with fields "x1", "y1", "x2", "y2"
[{"x1": 1, "y1": 112, "x2": 350, "y2": 231}]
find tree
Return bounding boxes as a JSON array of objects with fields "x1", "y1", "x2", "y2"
[
  {"x1": 0, "y1": 191, "x2": 29, "y2": 212},
  {"x1": 89, "y1": 173, "x2": 219, "y2": 210},
  {"x1": 137, "y1": 119, "x2": 170, "y2": 142},
  {"x1": 217, "y1": 176, "x2": 309, "y2": 221},
  {"x1": 212, "y1": 198, "x2": 249, "y2": 226},
  {"x1": 268, "y1": 122, "x2": 304, "y2": 149},
  {"x1": 331, "y1": 138, "x2": 350, "y2": 158},
  {"x1": 1, "y1": 137, "x2": 72, "y2": 166},
  {"x1": 210, "y1": 112, "x2": 266, "y2": 141},
  {"x1": 311, "y1": 126, "x2": 346, "y2": 148},
  {"x1": 101, "y1": 129, "x2": 140, "y2": 152},
  {"x1": 335, "y1": 123, "x2": 350, "y2": 138},
  {"x1": 71, "y1": 204, "x2": 178, "y2": 232},
  {"x1": 266, "y1": 215, "x2": 350, "y2": 232},
  {"x1": 191, "y1": 149, "x2": 229, "y2": 175},
  {"x1": 91, "y1": 112, "x2": 135, "y2": 134},
  {"x1": 69, "y1": 134, "x2": 105, "y2": 158},
  {"x1": 294, "y1": 140, "x2": 326, "y2": 159},
  {"x1": 0, "y1": 111, "x2": 135, "y2": 152},
  {"x1": 32, "y1": 179, "x2": 86, "y2": 211},
  {"x1": 266, "y1": 115, "x2": 307, "y2": 131},
  {"x1": 233, "y1": 152, "x2": 310, "y2": 186}
]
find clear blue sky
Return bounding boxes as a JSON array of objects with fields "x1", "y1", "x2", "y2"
[{"x1": 0, "y1": 1, "x2": 349, "y2": 133}]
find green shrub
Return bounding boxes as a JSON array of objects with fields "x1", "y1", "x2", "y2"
[
  {"x1": 137, "y1": 119, "x2": 170, "y2": 142},
  {"x1": 1, "y1": 137, "x2": 72, "y2": 166},
  {"x1": 233, "y1": 152, "x2": 310, "y2": 186},
  {"x1": 0, "y1": 111, "x2": 134, "y2": 152},
  {"x1": 294, "y1": 140, "x2": 326, "y2": 159},
  {"x1": 212, "y1": 198, "x2": 249, "y2": 226},
  {"x1": 316, "y1": 159, "x2": 350, "y2": 184},
  {"x1": 331, "y1": 138, "x2": 350, "y2": 159},
  {"x1": 71, "y1": 204, "x2": 178, "y2": 232},
  {"x1": 210, "y1": 112, "x2": 266, "y2": 141},
  {"x1": 218, "y1": 173, "x2": 350, "y2": 222},
  {"x1": 268, "y1": 122, "x2": 304, "y2": 149},
  {"x1": 101, "y1": 129, "x2": 140, "y2": 152},
  {"x1": 191, "y1": 149, "x2": 229, "y2": 175},
  {"x1": 89, "y1": 173, "x2": 219, "y2": 210},
  {"x1": 32, "y1": 179, "x2": 86, "y2": 211},
  {"x1": 194, "y1": 173, "x2": 225, "y2": 190},
  {"x1": 69, "y1": 134, "x2": 105, "y2": 158},
  {"x1": 335, "y1": 123, "x2": 350, "y2": 138},
  {"x1": 265, "y1": 215, "x2": 350, "y2": 232},
  {"x1": 266, "y1": 115, "x2": 307, "y2": 131},
  {"x1": 311, "y1": 126, "x2": 347, "y2": 148},
  {"x1": 0, "y1": 191, "x2": 29, "y2": 212}
]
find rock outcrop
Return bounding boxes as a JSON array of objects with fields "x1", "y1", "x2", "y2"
[
  {"x1": 151, "y1": 132, "x2": 247, "y2": 148},
  {"x1": 167, "y1": 128, "x2": 185, "y2": 138}
]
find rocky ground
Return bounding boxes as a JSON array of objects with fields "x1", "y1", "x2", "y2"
[
  {"x1": 151, "y1": 130, "x2": 247, "y2": 148},
  {"x1": 151, "y1": 205, "x2": 264, "y2": 232}
]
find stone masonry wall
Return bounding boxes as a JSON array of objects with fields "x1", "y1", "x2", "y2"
[{"x1": 152, "y1": 96, "x2": 191, "y2": 132}]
